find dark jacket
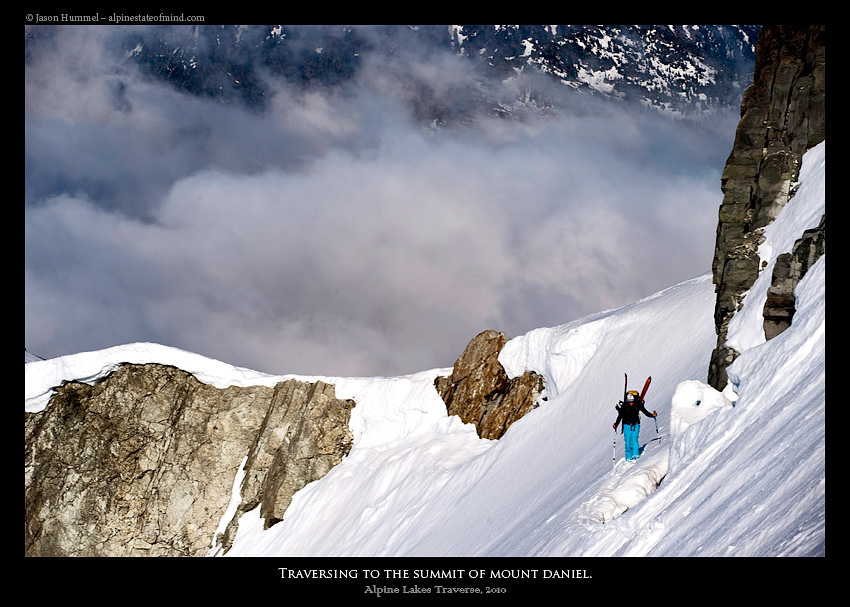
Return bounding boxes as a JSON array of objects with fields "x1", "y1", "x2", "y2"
[{"x1": 614, "y1": 399, "x2": 655, "y2": 429}]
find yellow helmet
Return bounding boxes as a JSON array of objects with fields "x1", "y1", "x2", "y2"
[{"x1": 625, "y1": 390, "x2": 639, "y2": 403}]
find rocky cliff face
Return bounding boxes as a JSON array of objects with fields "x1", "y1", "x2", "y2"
[
  {"x1": 708, "y1": 25, "x2": 825, "y2": 390},
  {"x1": 435, "y1": 330, "x2": 545, "y2": 440},
  {"x1": 24, "y1": 363, "x2": 354, "y2": 556}
]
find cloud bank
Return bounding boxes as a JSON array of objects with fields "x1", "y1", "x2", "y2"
[{"x1": 25, "y1": 26, "x2": 740, "y2": 377}]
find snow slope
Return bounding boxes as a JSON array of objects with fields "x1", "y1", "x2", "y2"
[{"x1": 24, "y1": 143, "x2": 825, "y2": 558}]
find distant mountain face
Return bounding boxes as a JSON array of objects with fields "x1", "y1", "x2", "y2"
[
  {"x1": 449, "y1": 25, "x2": 760, "y2": 112},
  {"x1": 42, "y1": 24, "x2": 758, "y2": 120}
]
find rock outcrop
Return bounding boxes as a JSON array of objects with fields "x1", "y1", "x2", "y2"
[
  {"x1": 708, "y1": 25, "x2": 825, "y2": 390},
  {"x1": 763, "y1": 214, "x2": 825, "y2": 339},
  {"x1": 24, "y1": 363, "x2": 354, "y2": 557},
  {"x1": 435, "y1": 330, "x2": 545, "y2": 440}
]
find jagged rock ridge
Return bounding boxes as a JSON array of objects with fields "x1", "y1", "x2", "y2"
[
  {"x1": 23, "y1": 336, "x2": 543, "y2": 557},
  {"x1": 25, "y1": 363, "x2": 354, "y2": 556},
  {"x1": 708, "y1": 25, "x2": 825, "y2": 389}
]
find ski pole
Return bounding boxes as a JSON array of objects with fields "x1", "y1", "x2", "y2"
[{"x1": 613, "y1": 428, "x2": 617, "y2": 469}]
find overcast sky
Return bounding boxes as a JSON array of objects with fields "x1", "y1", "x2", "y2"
[{"x1": 25, "y1": 26, "x2": 742, "y2": 378}]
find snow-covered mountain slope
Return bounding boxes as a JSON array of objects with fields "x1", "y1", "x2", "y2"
[
  {"x1": 449, "y1": 24, "x2": 759, "y2": 114},
  {"x1": 24, "y1": 143, "x2": 825, "y2": 558}
]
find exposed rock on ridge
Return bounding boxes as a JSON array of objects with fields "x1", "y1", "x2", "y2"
[
  {"x1": 435, "y1": 330, "x2": 545, "y2": 440},
  {"x1": 708, "y1": 25, "x2": 825, "y2": 390},
  {"x1": 25, "y1": 363, "x2": 354, "y2": 557},
  {"x1": 763, "y1": 214, "x2": 825, "y2": 339}
]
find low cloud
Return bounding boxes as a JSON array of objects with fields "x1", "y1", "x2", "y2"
[{"x1": 25, "y1": 26, "x2": 739, "y2": 377}]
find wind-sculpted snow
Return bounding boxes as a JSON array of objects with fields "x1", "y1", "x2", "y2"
[
  {"x1": 579, "y1": 447, "x2": 668, "y2": 525},
  {"x1": 667, "y1": 380, "x2": 736, "y2": 475},
  {"x1": 499, "y1": 317, "x2": 607, "y2": 398}
]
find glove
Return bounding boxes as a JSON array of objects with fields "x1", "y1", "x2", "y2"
[
  {"x1": 652, "y1": 411, "x2": 658, "y2": 417},
  {"x1": 612, "y1": 423, "x2": 617, "y2": 429}
]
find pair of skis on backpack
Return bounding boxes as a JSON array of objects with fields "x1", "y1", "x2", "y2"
[{"x1": 620, "y1": 373, "x2": 650, "y2": 409}]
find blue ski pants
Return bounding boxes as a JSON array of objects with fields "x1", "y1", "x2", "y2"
[{"x1": 623, "y1": 423, "x2": 640, "y2": 461}]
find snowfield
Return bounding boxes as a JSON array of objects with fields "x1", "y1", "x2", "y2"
[{"x1": 25, "y1": 143, "x2": 825, "y2": 559}]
